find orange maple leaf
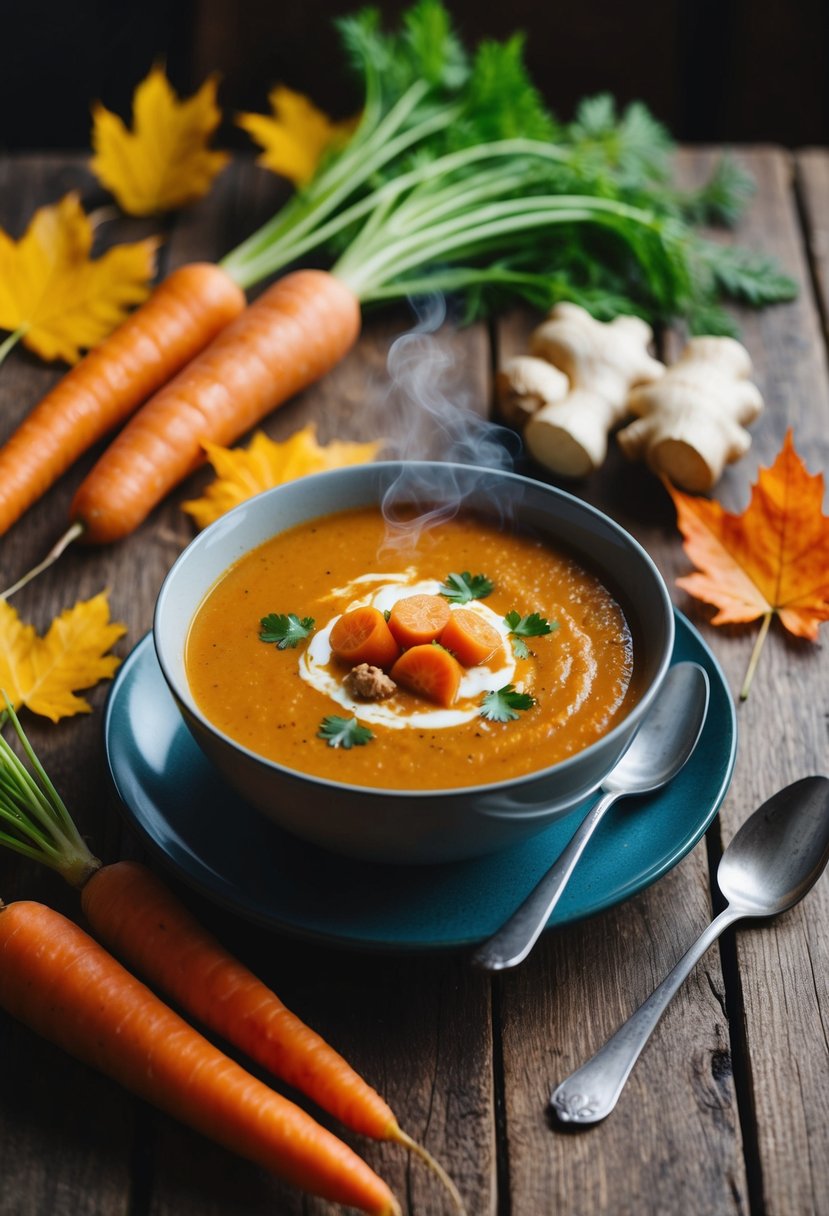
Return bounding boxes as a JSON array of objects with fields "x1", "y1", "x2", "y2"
[{"x1": 667, "y1": 429, "x2": 829, "y2": 697}]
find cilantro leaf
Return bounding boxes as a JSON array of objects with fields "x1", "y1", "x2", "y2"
[
  {"x1": 480, "y1": 684, "x2": 535, "y2": 723},
  {"x1": 259, "y1": 613, "x2": 315, "y2": 650},
  {"x1": 439, "y1": 571, "x2": 494, "y2": 604},
  {"x1": 504, "y1": 609, "x2": 557, "y2": 658},
  {"x1": 318, "y1": 715, "x2": 374, "y2": 749}
]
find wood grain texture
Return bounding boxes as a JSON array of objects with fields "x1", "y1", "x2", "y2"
[{"x1": 2, "y1": 147, "x2": 829, "y2": 1216}]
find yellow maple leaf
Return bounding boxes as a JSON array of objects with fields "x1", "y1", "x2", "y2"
[
  {"x1": 0, "y1": 592, "x2": 127, "y2": 722},
  {"x1": 0, "y1": 193, "x2": 159, "y2": 365},
  {"x1": 182, "y1": 424, "x2": 383, "y2": 529},
  {"x1": 91, "y1": 65, "x2": 229, "y2": 216},
  {"x1": 237, "y1": 85, "x2": 357, "y2": 186}
]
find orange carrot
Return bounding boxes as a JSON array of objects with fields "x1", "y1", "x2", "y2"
[
  {"x1": 0, "y1": 264, "x2": 245, "y2": 535},
  {"x1": 70, "y1": 269, "x2": 361, "y2": 544},
  {"x1": 439, "y1": 609, "x2": 502, "y2": 667},
  {"x1": 81, "y1": 860, "x2": 399, "y2": 1141},
  {"x1": 0, "y1": 899, "x2": 399, "y2": 1215},
  {"x1": 390, "y1": 643, "x2": 462, "y2": 707},
  {"x1": 329, "y1": 607, "x2": 400, "y2": 670},
  {"x1": 0, "y1": 704, "x2": 466, "y2": 1216},
  {"x1": 387, "y1": 595, "x2": 451, "y2": 649}
]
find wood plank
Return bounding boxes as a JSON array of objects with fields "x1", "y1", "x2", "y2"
[
  {"x1": 797, "y1": 149, "x2": 829, "y2": 335},
  {"x1": 0, "y1": 153, "x2": 138, "y2": 1216},
  {"x1": 701, "y1": 145, "x2": 829, "y2": 1216}
]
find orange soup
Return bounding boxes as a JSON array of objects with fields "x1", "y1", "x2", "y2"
[{"x1": 185, "y1": 506, "x2": 642, "y2": 790}]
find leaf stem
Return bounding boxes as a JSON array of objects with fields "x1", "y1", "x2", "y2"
[
  {"x1": 0, "y1": 326, "x2": 27, "y2": 369},
  {"x1": 740, "y1": 611, "x2": 773, "y2": 701}
]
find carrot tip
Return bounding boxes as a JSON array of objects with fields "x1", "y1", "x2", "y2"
[{"x1": 393, "y1": 1128, "x2": 467, "y2": 1216}]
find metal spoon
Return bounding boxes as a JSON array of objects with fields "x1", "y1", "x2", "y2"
[
  {"x1": 551, "y1": 774, "x2": 829, "y2": 1125},
  {"x1": 472, "y1": 662, "x2": 710, "y2": 971}
]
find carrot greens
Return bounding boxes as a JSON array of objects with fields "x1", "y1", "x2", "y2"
[
  {"x1": 0, "y1": 698, "x2": 100, "y2": 886},
  {"x1": 217, "y1": 1, "x2": 795, "y2": 333}
]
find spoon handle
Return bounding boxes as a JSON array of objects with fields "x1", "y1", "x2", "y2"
[
  {"x1": 472, "y1": 790, "x2": 618, "y2": 971},
  {"x1": 550, "y1": 906, "x2": 741, "y2": 1124}
]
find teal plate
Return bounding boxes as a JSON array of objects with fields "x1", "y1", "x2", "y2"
[{"x1": 104, "y1": 611, "x2": 736, "y2": 952}]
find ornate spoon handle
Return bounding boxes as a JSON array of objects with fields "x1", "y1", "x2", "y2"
[{"x1": 551, "y1": 906, "x2": 741, "y2": 1124}]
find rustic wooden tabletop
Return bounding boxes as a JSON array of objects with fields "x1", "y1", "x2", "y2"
[{"x1": 1, "y1": 147, "x2": 828, "y2": 1216}]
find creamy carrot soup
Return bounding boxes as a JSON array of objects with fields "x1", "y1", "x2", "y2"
[{"x1": 185, "y1": 507, "x2": 642, "y2": 790}]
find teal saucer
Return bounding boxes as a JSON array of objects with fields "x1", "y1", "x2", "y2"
[{"x1": 104, "y1": 611, "x2": 736, "y2": 951}]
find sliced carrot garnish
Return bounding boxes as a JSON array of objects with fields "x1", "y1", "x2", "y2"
[
  {"x1": 387, "y1": 594, "x2": 450, "y2": 649},
  {"x1": 329, "y1": 607, "x2": 400, "y2": 669},
  {"x1": 440, "y1": 609, "x2": 502, "y2": 667},
  {"x1": 390, "y1": 644, "x2": 462, "y2": 708}
]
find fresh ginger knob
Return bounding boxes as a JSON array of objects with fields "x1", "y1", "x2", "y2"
[
  {"x1": 523, "y1": 303, "x2": 664, "y2": 477},
  {"x1": 617, "y1": 335, "x2": 763, "y2": 491}
]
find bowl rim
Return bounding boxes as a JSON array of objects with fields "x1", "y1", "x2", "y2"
[{"x1": 153, "y1": 461, "x2": 675, "y2": 802}]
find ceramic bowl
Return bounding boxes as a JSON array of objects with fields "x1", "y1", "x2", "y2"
[{"x1": 153, "y1": 462, "x2": 674, "y2": 864}]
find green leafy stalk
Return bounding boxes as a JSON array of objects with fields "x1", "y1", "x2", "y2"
[
  {"x1": 0, "y1": 697, "x2": 101, "y2": 887},
  {"x1": 219, "y1": 1, "x2": 795, "y2": 330},
  {"x1": 439, "y1": 571, "x2": 494, "y2": 604},
  {"x1": 318, "y1": 715, "x2": 374, "y2": 748}
]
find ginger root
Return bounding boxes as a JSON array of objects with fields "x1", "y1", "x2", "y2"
[
  {"x1": 616, "y1": 336, "x2": 763, "y2": 491},
  {"x1": 495, "y1": 356, "x2": 569, "y2": 429},
  {"x1": 521, "y1": 303, "x2": 664, "y2": 477}
]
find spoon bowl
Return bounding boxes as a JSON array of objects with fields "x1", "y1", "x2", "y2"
[
  {"x1": 718, "y1": 776, "x2": 829, "y2": 917},
  {"x1": 550, "y1": 775, "x2": 829, "y2": 1124}
]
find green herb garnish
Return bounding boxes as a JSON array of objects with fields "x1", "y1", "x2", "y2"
[
  {"x1": 439, "y1": 571, "x2": 494, "y2": 604},
  {"x1": 504, "y1": 610, "x2": 557, "y2": 658},
  {"x1": 318, "y1": 715, "x2": 375, "y2": 749},
  {"x1": 480, "y1": 684, "x2": 535, "y2": 723},
  {"x1": 259, "y1": 613, "x2": 315, "y2": 650}
]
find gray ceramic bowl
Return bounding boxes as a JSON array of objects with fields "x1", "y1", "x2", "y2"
[{"x1": 154, "y1": 462, "x2": 674, "y2": 864}]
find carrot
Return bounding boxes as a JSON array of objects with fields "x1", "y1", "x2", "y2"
[
  {"x1": 387, "y1": 595, "x2": 451, "y2": 649},
  {"x1": 0, "y1": 703, "x2": 467, "y2": 1215},
  {"x1": 0, "y1": 899, "x2": 399, "y2": 1215},
  {"x1": 439, "y1": 609, "x2": 502, "y2": 667},
  {"x1": 0, "y1": 264, "x2": 245, "y2": 535},
  {"x1": 390, "y1": 644, "x2": 462, "y2": 708},
  {"x1": 70, "y1": 269, "x2": 361, "y2": 544},
  {"x1": 81, "y1": 860, "x2": 399, "y2": 1141},
  {"x1": 329, "y1": 607, "x2": 400, "y2": 670}
]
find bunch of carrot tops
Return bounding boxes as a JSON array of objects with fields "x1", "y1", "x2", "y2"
[{"x1": 0, "y1": 0, "x2": 795, "y2": 574}]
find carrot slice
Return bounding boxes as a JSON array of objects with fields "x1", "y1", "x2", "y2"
[
  {"x1": 440, "y1": 609, "x2": 502, "y2": 667},
  {"x1": 387, "y1": 594, "x2": 451, "y2": 649},
  {"x1": 390, "y1": 644, "x2": 462, "y2": 708},
  {"x1": 329, "y1": 607, "x2": 400, "y2": 669}
]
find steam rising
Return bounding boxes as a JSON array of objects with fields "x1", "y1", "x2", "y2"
[{"x1": 379, "y1": 296, "x2": 520, "y2": 552}]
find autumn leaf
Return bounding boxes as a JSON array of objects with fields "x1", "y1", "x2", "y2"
[
  {"x1": 0, "y1": 592, "x2": 127, "y2": 722},
  {"x1": 237, "y1": 86, "x2": 356, "y2": 186},
  {"x1": 667, "y1": 429, "x2": 829, "y2": 698},
  {"x1": 91, "y1": 65, "x2": 229, "y2": 216},
  {"x1": 0, "y1": 193, "x2": 158, "y2": 365},
  {"x1": 182, "y1": 424, "x2": 383, "y2": 529}
]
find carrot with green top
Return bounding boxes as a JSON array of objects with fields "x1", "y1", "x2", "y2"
[
  {"x1": 0, "y1": 699, "x2": 466, "y2": 1214},
  {"x1": 0, "y1": 898, "x2": 399, "y2": 1215}
]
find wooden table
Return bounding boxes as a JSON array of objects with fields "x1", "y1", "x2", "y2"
[{"x1": 1, "y1": 148, "x2": 828, "y2": 1216}]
